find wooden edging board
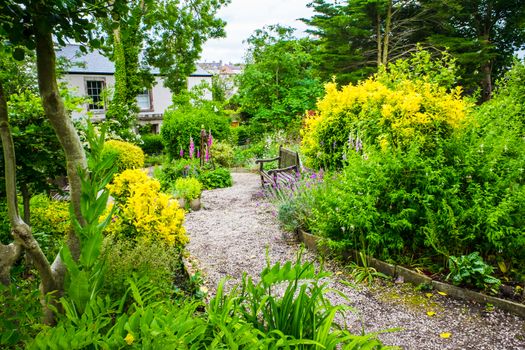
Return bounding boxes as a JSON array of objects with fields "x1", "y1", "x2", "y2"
[{"x1": 297, "y1": 230, "x2": 525, "y2": 318}]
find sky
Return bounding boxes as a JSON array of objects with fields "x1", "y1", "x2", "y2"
[{"x1": 200, "y1": 0, "x2": 315, "y2": 64}]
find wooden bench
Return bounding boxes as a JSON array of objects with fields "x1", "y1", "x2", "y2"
[{"x1": 255, "y1": 146, "x2": 300, "y2": 188}]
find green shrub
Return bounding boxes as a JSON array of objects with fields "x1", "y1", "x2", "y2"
[
  {"x1": 101, "y1": 237, "x2": 180, "y2": 301},
  {"x1": 161, "y1": 106, "x2": 230, "y2": 159},
  {"x1": 29, "y1": 194, "x2": 69, "y2": 259},
  {"x1": 198, "y1": 167, "x2": 232, "y2": 190},
  {"x1": 211, "y1": 141, "x2": 234, "y2": 168},
  {"x1": 156, "y1": 158, "x2": 201, "y2": 191},
  {"x1": 101, "y1": 139, "x2": 145, "y2": 173},
  {"x1": 173, "y1": 177, "x2": 203, "y2": 200},
  {"x1": 140, "y1": 133, "x2": 164, "y2": 155},
  {"x1": 1, "y1": 283, "x2": 42, "y2": 348}
]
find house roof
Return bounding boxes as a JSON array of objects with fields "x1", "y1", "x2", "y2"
[{"x1": 57, "y1": 44, "x2": 212, "y2": 77}]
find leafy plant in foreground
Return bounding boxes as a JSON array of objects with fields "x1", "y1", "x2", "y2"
[{"x1": 447, "y1": 252, "x2": 501, "y2": 292}]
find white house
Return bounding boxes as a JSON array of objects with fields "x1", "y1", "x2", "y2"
[{"x1": 57, "y1": 44, "x2": 213, "y2": 133}]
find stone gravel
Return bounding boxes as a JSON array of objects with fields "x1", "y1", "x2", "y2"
[{"x1": 185, "y1": 172, "x2": 525, "y2": 349}]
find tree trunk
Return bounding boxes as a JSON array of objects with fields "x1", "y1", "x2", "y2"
[
  {"x1": 0, "y1": 74, "x2": 56, "y2": 324},
  {"x1": 382, "y1": 0, "x2": 392, "y2": 66},
  {"x1": 34, "y1": 18, "x2": 88, "y2": 323},
  {"x1": 20, "y1": 182, "x2": 31, "y2": 225},
  {"x1": 377, "y1": 12, "x2": 382, "y2": 66}
]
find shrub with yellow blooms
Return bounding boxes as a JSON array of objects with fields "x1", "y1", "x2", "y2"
[
  {"x1": 106, "y1": 169, "x2": 188, "y2": 247},
  {"x1": 102, "y1": 139, "x2": 145, "y2": 173},
  {"x1": 301, "y1": 50, "x2": 471, "y2": 169}
]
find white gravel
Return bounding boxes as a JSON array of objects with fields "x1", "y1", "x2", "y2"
[{"x1": 185, "y1": 172, "x2": 525, "y2": 349}]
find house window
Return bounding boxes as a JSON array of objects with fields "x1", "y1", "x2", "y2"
[
  {"x1": 137, "y1": 89, "x2": 152, "y2": 111},
  {"x1": 86, "y1": 80, "x2": 105, "y2": 111}
]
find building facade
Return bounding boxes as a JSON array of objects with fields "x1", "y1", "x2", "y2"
[{"x1": 58, "y1": 44, "x2": 213, "y2": 133}]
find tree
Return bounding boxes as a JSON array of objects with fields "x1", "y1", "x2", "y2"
[
  {"x1": 97, "y1": 0, "x2": 228, "y2": 140},
  {"x1": 237, "y1": 25, "x2": 324, "y2": 130},
  {"x1": 422, "y1": 0, "x2": 525, "y2": 100},
  {"x1": 0, "y1": 0, "x2": 111, "y2": 324},
  {"x1": 0, "y1": 50, "x2": 66, "y2": 225},
  {"x1": 304, "y1": 0, "x2": 430, "y2": 85}
]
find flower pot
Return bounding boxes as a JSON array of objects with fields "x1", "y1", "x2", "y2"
[{"x1": 190, "y1": 197, "x2": 201, "y2": 211}]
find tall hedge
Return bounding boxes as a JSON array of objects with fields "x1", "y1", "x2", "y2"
[{"x1": 161, "y1": 106, "x2": 230, "y2": 159}]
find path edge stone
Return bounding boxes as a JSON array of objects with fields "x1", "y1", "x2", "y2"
[{"x1": 297, "y1": 229, "x2": 525, "y2": 319}]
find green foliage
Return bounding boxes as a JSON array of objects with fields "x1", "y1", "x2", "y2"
[
  {"x1": 284, "y1": 58, "x2": 525, "y2": 278},
  {"x1": 161, "y1": 105, "x2": 230, "y2": 159},
  {"x1": 30, "y1": 254, "x2": 390, "y2": 349},
  {"x1": 0, "y1": 282, "x2": 41, "y2": 348},
  {"x1": 101, "y1": 139, "x2": 145, "y2": 173},
  {"x1": 29, "y1": 195, "x2": 69, "y2": 259},
  {"x1": 211, "y1": 141, "x2": 234, "y2": 168},
  {"x1": 173, "y1": 177, "x2": 203, "y2": 201},
  {"x1": 447, "y1": 252, "x2": 501, "y2": 291},
  {"x1": 61, "y1": 123, "x2": 117, "y2": 315},
  {"x1": 237, "y1": 25, "x2": 324, "y2": 130},
  {"x1": 140, "y1": 133, "x2": 164, "y2": 155},
  {"x1": 198, "y1": 167, "x2": 232, "y2": 190},
  {"x1": 156, "y1": 158, "x2": 201, "y2": 191},
  {"x1": 0, "y1": 90, "x2": 66, "y2": 200},
  {"x1": 101, "y1": 237, "x2": 179, "y2": 302}
]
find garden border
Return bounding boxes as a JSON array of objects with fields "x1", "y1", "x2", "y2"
[{"x1": 297, "y1": 230, "x2": 525, "y2": 318}]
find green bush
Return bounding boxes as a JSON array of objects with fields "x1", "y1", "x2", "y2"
[
  {"x1": 29, "y1": 194, "x2": 69, "y2": 260},
  {"x1": 101, "y1": 139, "x2": 145, "y2": 173},
  {"x1": 198, "y1": 167, "x2": 232, "y2": 190},
  {"x1": 211, "y1": 141, "x2": 234, "y2": 168},
  {"x1": 140, "y1": 133, "x2": 164, "y2": 155},
  {"x1": 161, "y1": 106, "x2": 230, "y2": 159},
  {"x1": 173, "y1": 177, "x2": 203, "y2": 200},
  {"x1": 156, "y1": 158, "x2": 201, "y2": 191},
  {"x1": 101, "y1": 237, "x2": 180, "y2": 301}
]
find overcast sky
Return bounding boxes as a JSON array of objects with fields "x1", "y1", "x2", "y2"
[{"x1": 200, "y1": 0, "x2": 314, "y2": 64}]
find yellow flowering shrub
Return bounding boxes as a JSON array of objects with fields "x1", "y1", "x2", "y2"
[
  {"x1": 301, "y1": 77, "x2": 470, "y2": 169},
  {"x1": 102, "y1": 139, "x2": 145, "y2": 173},
  {"x1": 106, "y1": 169, "x2": 188, "y2": 247}
]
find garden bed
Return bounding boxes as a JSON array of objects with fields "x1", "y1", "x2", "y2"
[{"x1": 298, "y1": 230, "x2": 525, "y2": 318}]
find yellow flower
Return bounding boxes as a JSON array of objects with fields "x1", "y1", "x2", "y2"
[{"x1": 124, "y1": 333, "x2": 135, "y2": 345}]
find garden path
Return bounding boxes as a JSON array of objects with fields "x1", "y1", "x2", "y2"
[{"x1": 185, "y1": 172, "x2": 525, "y2": 350}]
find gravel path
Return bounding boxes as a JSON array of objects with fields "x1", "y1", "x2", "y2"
[{"x1": 185, "y1": 172, "x2": 525, "y2": 349}]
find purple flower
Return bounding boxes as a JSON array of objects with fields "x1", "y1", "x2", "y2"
[
  {"x1": 189, "y1": 136, "x2": 195, "y2": 159},
  {"x1": 180, "y1": 147, "x2": 184, "y2": 158},
  {"x1": 197, "y1": 149, "x2": 200, "y2": 159},
  {"x1": 205, "y1": 147, "x2": 210, "y2": 162},
  {"x1": 207, "y1": 130, "x2": 213, "y2": 148}
]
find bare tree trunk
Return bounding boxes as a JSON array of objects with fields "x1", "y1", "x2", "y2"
[
  {"x1": 0, "y1": 81, "x2": 23, "y2": 286},
  {"x1": 377, "y1": 12, "x2": 382, "y2": 66},
  {"x1": 382, "y1": 0, "x2": 392, "y2": 66},
  {"x1": 34, "y1": 19, "x2": 88, "y2": 323},
  {"x1": 0, "y1": 76, "x2": 56, "y2": 325},
  {"x1": 20, "y1": 182, "x2": 31, "y2": 225}
]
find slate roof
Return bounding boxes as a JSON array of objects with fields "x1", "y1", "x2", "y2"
[{"x1": 57, "y1": 44, "x2": 212, "y2": 77}]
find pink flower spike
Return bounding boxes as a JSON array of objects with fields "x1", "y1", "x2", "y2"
[{"x1": 189, "y1": 136, "x2": 195, "y2": 159}]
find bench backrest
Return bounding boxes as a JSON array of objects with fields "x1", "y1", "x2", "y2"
[{"x1": 278, "y1": 146, "x2": 300, "y2": 170}]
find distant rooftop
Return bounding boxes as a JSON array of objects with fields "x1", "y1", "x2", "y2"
[{"x1": 57, "y1": 44, "x2": 212, "y2": 77}]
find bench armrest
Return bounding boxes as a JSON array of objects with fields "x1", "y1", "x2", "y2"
[
  {"x1": 255, "y1": 156, "x2": 280, "y2": 164},
  {"x1": 268, "y1": 165, "x2": 298, "y2": 175}
]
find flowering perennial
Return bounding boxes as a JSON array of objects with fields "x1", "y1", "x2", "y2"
[{"x1": 106, "y1": 169, "x2": 188, "y2": 247}]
